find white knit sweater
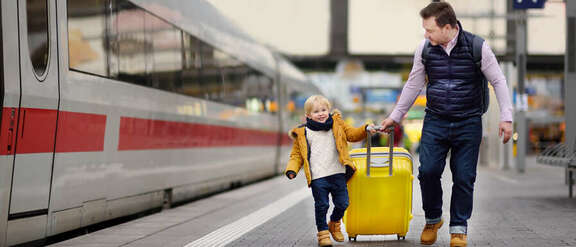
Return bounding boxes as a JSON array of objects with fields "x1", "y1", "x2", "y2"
[{"x1": 306, "y1": 127, "x2": 345, "y2": 180}]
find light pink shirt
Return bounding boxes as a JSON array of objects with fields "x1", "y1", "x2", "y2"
[{"x1": 389, "y1": 31, "x2": 514, "y2": 123}]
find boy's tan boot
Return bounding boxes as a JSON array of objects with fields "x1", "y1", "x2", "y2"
[
  {"x1": 450, "y1": 233, "x2": 467, "y2": 247},
  {"x1": 420, "y1": 219, "x2": 443, "y2": 245},
  {"x1": 327, "y1": 221, "x2": 345, "y2": 242},
  {"x1": 317, "y1": 230, "x2": 332, "y2": 246}
]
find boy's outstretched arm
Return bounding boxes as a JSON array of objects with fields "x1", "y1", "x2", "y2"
[
  {"x1": 285, "y1": 138, "x2": 303, "y2": 179},
  {"x1": 338, "y1": 116, "x2": 370, "y2": 142}
]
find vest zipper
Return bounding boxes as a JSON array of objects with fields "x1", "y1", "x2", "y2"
[{"x1": 447, "y1": 54, "x2": 452, "y2": 105}]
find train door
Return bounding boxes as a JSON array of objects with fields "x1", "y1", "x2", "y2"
[
  {"x1": 5, "y1": 0, "x2": 60, "y2": 244},
  {"x1": 0, "y1": 2, "x2": 8, "y2": 245}
]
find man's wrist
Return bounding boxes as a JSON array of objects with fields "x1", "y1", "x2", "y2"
[{"x1": 388, "y1": 116, "x2": 400, "y2": 124}]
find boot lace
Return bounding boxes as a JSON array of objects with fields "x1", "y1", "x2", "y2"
[
  {"x1": 424, "y1": 223, "x2": 436, "y2": 230},
  {"x1": 330, "y1": 221, "x2": 341, "y2": 231},
  {"x1": 452, "y1": 233, "x2": 466, "y2": 240}
]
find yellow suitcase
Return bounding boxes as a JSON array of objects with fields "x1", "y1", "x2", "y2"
[{"x1": 343, "y1": 128, "x2": 414, "y2": 241}]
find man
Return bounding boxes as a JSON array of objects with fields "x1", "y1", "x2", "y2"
[{"x1": 380, "y1": 2, "x2": 513, "y2": 247}]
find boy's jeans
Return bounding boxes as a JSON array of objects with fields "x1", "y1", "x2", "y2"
[
  {"x1": 418, "y1": 113, "x2": 482, "y2": 234},
  {"x1": 310, "y1": 173, "x2": 349, "y2": 232}
]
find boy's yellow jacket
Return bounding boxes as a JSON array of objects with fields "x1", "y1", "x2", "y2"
[{"x1": 285, "y1": 112, "x2": 368, "y2": 186}]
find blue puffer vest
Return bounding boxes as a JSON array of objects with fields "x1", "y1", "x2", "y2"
[{"x1": 423, "y1": 23, "x2": 485, "y2": 119}]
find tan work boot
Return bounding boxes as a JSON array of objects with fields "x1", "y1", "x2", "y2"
[
  {"x1": 450, "y1": 233, "x2": 467, "y2": 247},
  {"x1": 420, "y1": 219, "x2": 443, "y2": 245},
  {"x1": 317, "y1": 230, "x2": 332, "y2": 246},
  {"x1": 327, "y1": 220, "x2": 345, "y2": 242}
]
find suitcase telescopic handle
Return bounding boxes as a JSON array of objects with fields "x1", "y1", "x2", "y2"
[{"x1": 366, "y1": 125, "x2": 394, "y2": 177}]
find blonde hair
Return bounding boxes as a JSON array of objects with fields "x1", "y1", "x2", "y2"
[{"x1": 304, "y1": 95, "x2": 332, "y2": 115}]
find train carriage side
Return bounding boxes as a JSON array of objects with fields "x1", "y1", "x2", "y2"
[
  {"x1": 53, "y1": 0, "x2": 279, "y2": 239},
  {"x1": 0, "y1": 0, "x2": 318, "y2": 245},
  {"x1": 0, "y1": 2, "x2": 14, "y2": 246},
  {"x1": 1, "y1": 0, "x2": 61, "y2": 245}
]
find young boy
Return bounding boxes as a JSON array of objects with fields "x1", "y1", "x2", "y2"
[{"x1": 285, "y1": 95, "x2": 376, "y2": 246}]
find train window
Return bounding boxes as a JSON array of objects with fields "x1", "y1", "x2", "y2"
[
  {"x1": 182, "y1": 33, "x2": 202, "y2": 70},
  {"x1": 217, "y1": 54, "x2": 276, "y2": 114},
  {"x1": 67, "y1": 0, "x2": 108, "y2": 77},
  {"x1": 216, "y1": 51, "x2": 249, "y2": 107},
  {"x1": 66, "y1": 0, "x2": 278, "y2": 115},
  {"x1": 179, "y1": 38, "x2": 277, "y2": 114},
  {"x1": 27, "y1": 0, "x2": 49, "y2": 78},
  {"x1": 110, "y1": 1, "x2": 147, "y2": 86},
  {"x1": 145, "y1": 12, "x2": 182, "y2": 91},
  {"x1": 198, "y1": 42, "x2": 223, "y2": 101},
  {"x1": 107, "y1": 0, "x2": 119, "y2": 78},
  {"x1": 243, "y1": 72, "x2": 276, "y2": 114},
  {"x1": 179, "y1": 33, "x2": 203, "y2": 97}
]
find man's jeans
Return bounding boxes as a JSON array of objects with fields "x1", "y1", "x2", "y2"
[
  {"x1": 418, "y1": 113, "x2": 482, "y2": 234},
  {"x1": 310, "y1": 173, "x2": 349, "y2": 231}
]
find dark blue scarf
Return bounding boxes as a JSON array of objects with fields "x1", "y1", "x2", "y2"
[{"x1": 306, "y1": 114, "x2": 333, "y2": 131}]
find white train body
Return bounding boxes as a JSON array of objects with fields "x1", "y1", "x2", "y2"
[{"x1": 0, "y1": 0, "x2": 317, "y2": 245}]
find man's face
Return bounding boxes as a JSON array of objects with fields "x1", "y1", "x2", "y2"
[{"x1": 423, "y1": 17, "x2": 452, "y2": 46}]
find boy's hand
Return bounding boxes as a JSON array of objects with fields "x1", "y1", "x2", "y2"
[
  {"x1": 286, "y1": 171, "x2": 297, "y2": 179},
  {"x1": 366, "y1": 124, "x2": 379, "y2": 134}
]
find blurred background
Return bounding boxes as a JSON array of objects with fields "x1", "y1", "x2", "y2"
[{"x1": 206, "y1": 0, "x2": 567, "y2": 166}]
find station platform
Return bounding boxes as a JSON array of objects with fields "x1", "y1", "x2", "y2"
[{"x1": 48, "y1": 156, "x2": 576, "y2": 247}]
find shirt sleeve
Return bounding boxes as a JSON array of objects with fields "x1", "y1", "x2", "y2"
[
  {"x1": 389, "y1": 40, "x2": 427, "y2": 123},
  {"x1": 481, "y1": 42, "x2": 514, "y2": 122}
]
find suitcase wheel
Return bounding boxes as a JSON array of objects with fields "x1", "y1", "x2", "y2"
[
  {"x1": 397, "y1": 235, "x2": 406, "y2": 240},
  {"x1": 348, "y1": 236, "x2": 357, "y2": 242}
]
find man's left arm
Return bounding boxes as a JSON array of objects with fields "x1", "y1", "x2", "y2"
[{"x1": 481, "y1": 42, "x2": 513, "y2": 143}]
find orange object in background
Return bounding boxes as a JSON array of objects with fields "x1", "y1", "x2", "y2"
[
  {"x1": 413, "y1": 95, "x2": 426, "y2": 107},
  {"x1": 286, "y1": 101, "x2": 295, "y2": 112},
  {"x1": 268, "y1": 100, "x2": 278, "y2": 113}
]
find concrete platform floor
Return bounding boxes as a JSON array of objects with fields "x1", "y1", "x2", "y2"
[{"x1": 49, "y1": 156, "x2": 576, "y2": 247}]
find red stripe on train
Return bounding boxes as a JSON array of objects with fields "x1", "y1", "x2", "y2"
[
  {"x1": 0, "y1": 108, "x2": 106, "y2": 155},
  {"x1": 16, "y1": 108, "x2": 58, "y2": 154},
  {"x1": 56, "y1": 111, "x2": 107, "y2": 152},
  {"x1": 118, "y1": 117, "x2": 278, "y2": 150},
  {"x1": 0, "y1": 108, "x2": 20, "y2": 155},
  {"x1": 1, "y1": 107, "x2": 282, "y2": 153}
]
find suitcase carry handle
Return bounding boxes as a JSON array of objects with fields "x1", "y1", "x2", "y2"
[{"x1": 366, "y1": 125, "x2": 394, "y2": 177}]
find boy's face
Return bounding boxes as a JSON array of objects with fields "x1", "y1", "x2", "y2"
[{"x1": 306, "y1": 102, "x2": 330, "y2": 123}]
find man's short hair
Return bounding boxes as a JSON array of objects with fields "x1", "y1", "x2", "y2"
[
  {"x1": 304, "y1": 95, "x2": 331, "y2": 115},
  {"x1": 420, "y1": 2, "x2": 457, "y2": 29}
]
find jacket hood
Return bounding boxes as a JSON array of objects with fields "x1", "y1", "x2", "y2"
[{"x1": 288, "y1": 125, "x2": 304, "y2": 140}]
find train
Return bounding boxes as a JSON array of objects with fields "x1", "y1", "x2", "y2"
[{"x1": 0, "y1": 0, "x2": 318, "y2": 245}]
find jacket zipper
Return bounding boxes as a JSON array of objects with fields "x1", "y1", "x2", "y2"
[{"x1": 304, "y1": 128, "x2": 312, "y2": 179}]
